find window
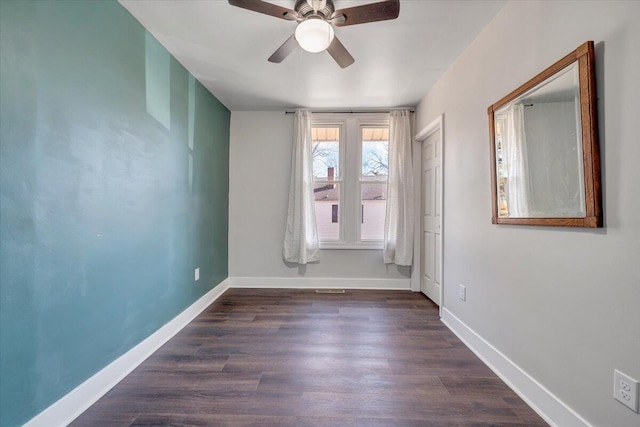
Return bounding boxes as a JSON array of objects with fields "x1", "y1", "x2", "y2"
[
  {"x1": 360, "y1": 127, "x2": 389, "y2": 241},
  {"x1": 312, "y1": 126, "x2": 341, "y2": 242},
  {"x1": 312, "y1": 114, "x2": 389, "y2": 249}
]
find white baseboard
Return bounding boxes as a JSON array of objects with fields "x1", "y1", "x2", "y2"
[
  {"x1": 24, "y1": 278, "x2": 231, "y2": 427},
  {"x1": 229, "y1": 276, "x2": 411, "y2": 290},
  {"x1": 441, "y1": 307, "x2": 592, "y2": 427}
]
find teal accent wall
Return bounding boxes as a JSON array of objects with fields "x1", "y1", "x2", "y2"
[{"x1": 0, "y1": 1, "x2": 230, "y2": 425}]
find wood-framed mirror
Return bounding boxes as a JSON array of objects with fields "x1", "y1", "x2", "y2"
[{"x1": 488, "y1": 41, "x2": 602, "y2": 228}]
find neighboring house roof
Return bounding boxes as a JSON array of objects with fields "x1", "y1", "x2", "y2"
[{"x1": 312, "y1": 127, "x2": 389, "y2": 142}]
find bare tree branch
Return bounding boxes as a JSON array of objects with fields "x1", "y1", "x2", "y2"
[
  {"x1": 363, "y1": 145, "x2": 388, "y2": 176},
  {"x1": 312, "y1": 142, "x2": 338, "y2": 176}
]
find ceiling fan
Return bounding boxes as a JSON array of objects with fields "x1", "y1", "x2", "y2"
[{"x1": 228, "y1": 0, "x2": 400, "y2": 68}]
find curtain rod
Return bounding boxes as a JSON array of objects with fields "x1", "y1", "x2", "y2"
[{"x1": 285, "y1": 109, "x2": 415, "y2": 115}]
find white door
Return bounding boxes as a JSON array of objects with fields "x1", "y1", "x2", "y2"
[{"x1": 421, "y1": 132, "x2": 442, "y2": 305}]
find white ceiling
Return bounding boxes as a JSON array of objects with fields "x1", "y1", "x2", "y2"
[{"x1": 119, "y1": 0, "x2": 506, "y2": 111}]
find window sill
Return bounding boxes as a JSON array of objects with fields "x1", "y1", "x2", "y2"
[{"x1": 319, "y1": 242, "x2": 383, "y2": 250}]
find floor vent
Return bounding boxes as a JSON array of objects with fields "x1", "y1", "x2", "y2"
[{"x1": 315, "y1": 289, "x2": 346, "y2": 294}]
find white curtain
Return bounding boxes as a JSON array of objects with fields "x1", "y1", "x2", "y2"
[
  {"x1": 504, "y1": 104, "x2": 532, "y2": 216},
  {"x1": 383, "y1": 110, "x2": 414, "y2": 266},
  {"x1": 283, "y1": 110, "x2": 320, "y2": 264}
]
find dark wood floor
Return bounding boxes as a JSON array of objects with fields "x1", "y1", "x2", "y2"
[{"x1": 71, "y1": 289, "x2": 547, "y2": 426}]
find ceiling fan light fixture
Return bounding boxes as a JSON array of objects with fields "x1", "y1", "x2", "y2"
[{"x1": 295, "y1": 18, "x2": 335, "y2": 53}]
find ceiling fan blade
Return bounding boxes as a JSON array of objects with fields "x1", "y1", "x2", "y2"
[
  {"x1": 333, "y1": 0, "x2": 400, "y2": 27},
  {"x1": 268, "y1": 34, "x2": 298, "y2": 63},
  {"x1": 228, "y1": 0, "x2": 297, "y2": 20},
  {"x1": 326, "y1": 36, "x2": 355, "y2": 68}
]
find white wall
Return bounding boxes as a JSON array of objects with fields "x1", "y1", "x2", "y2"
[
  {"x1": 415, "y1": 1, "x2": 639, "y2": 426},
  {"x1": 229, "y1": 111, "x2": 411, "y2": 283}
]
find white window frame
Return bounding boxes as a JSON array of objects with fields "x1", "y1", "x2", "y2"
[{"x1": 312, "y1": 113, "x2": 389, "y2": 250}]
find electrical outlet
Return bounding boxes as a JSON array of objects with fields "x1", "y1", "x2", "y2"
[
  {"x1": 614, "y1": 369, "x2": 639, "y2": 412},
  {"x1": 459, "y1": 284, "x2": 466, "y2": 301},
  {"x1": 194, "y1": 268, "x2": 200, "y2": 281}
]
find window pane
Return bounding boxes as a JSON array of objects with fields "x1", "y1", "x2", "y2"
[
  {"x1": 314, "y1": 183, "x2": 340, "y2": 241},
  {"x1": 312, "y1": 127, "x2": 340, "y2": 179},
  {"x1": 361, "y1": 183, "x2": 387, "y2": 241},
  {"x1": 361, "y1": 127, "x2": 389, "y2": 180}
]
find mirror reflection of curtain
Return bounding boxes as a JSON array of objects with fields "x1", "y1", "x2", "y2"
[{"x1": 504, "y1": 104, "x2": 532, "y2": 216}]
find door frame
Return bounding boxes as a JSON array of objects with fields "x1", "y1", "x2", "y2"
[{"x1": 411, "y1": 114, "x2": 444, "y2": 316}]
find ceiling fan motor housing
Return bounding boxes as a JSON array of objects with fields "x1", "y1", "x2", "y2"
[{"x1": 295, "y1": 0, "x2": 335, "y2": 20}]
